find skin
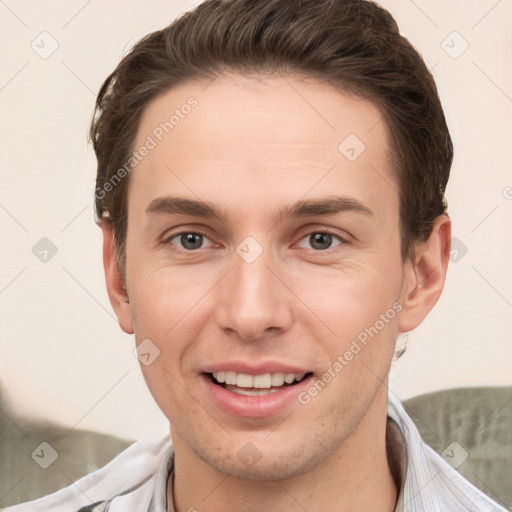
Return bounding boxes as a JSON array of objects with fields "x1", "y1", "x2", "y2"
[{"x1": 102, "y1": 74, "x2": 451, "y2": 512}]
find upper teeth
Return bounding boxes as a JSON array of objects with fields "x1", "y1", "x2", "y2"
[{"x1": 212, "y1": 371, "x2": 305, "y2": 388}]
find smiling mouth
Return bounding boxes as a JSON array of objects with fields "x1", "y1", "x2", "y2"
[{"x1": 207, "y1": 371, "x2": 312, "y2": 396}]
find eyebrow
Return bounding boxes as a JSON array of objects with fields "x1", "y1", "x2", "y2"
[{"x1": 145, "y1": 195, "x2": 373, "y2": 223}]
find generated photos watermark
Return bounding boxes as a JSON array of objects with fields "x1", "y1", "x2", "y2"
[
  {"x1": 298, "y1": 301, "x2": 403, "y2": 405},
  {"x1": 95, "y1": 97, "x2": 198, "y2": 201}
]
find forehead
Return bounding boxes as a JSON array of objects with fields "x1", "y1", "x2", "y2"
[
  {"x1": 130, "y1": 74, "x2": 397, "y2": 218},
  {"x1": 137, "y1": 73, "x2": 389, "y2": 156}
]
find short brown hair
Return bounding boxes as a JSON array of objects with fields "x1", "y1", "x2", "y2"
[{"x1": 90, "y1": 0, "x2": 452, "y2": 275}]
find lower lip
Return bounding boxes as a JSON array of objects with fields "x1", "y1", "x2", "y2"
[{"x1": 201, "y1": 374, "x2": 313, "y2": 418}]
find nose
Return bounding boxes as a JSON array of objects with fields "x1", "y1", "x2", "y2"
[{"x1": 214, "y1": 246, "x2": 293, "y2": 341}]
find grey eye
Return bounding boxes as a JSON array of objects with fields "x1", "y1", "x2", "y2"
[
  {"x1": 298, "y1": 232, "x2": 343, "y2": 251},
  {"x1": 310, "y1": 233, "x2": 333, "y2": 250},
  {"x1": 169, "y1": 232, "x2": 206, "y2": 250}
]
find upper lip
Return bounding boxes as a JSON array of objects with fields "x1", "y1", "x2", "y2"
[{"x1": 202, "y1": 361, "x2": 311, "y2": 375}]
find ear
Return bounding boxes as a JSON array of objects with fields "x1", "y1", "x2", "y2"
[
  {"x1": 101, "y1": 221, "x2": 134, "y2": 334},
  {"x1": 398, "y1": 214, "x2": 451, "y2": 333}
]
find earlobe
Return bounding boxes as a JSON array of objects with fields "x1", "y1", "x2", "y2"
[
  {"x1": 398, "y1": 214, "x2": 451, "y2": 333},
  {"x1": 101, "y1": 221, "x2": 134, "y2": 334}
]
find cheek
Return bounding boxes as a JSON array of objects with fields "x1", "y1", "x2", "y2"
[
  {"x1": 128, "y1": 269, "x2": 203, "y2": 417},
  {"x1": 292, "y1": 259, "x2": 402, "y2": 333},
  {"x1": 128, "y1": 262, "x2": 212, "y2": 338},
  {"x1": 127, "y1": 264, "x2": 216, "y2": 406},
  {"x1": 302, "y1": 274, "x2": 400, "y2": 410},
  {"x1": 289, "y1": 257, "x2": 403, "y2": 387}
]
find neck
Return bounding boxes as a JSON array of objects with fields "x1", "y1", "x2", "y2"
[{"x1": 169, "y1": 389, "x2": 398, "y2": 512}]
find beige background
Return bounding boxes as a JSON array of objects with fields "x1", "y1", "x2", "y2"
[{"x1": 0, "y1": 0, "x2": 511, "y2": 441}]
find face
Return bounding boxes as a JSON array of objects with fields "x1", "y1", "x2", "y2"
[{"x1": 108, "y1": 74, "x2": 419, "y2": 479}]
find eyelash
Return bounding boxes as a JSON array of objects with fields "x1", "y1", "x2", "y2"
[{"x1": 161, "y1": 227, "x2": 349, "y2": 252}]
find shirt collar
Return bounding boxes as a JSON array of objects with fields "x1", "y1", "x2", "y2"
[
  {"x1": 148, "y1": 445, "x2": 175, "y2": 512},
  {"x1": 387, "y1": 390, "x2": 443, "y2": 512}
]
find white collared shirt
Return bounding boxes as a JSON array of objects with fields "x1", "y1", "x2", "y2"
[{"x1": 4, "y1": 392, "x2": 507, "y2": 512}]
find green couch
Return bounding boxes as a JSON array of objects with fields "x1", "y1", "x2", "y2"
[{"x1": 1, "y1": 386, "x2": 511, "y2": 509}]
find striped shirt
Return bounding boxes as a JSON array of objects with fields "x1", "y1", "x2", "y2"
[{"x1": 4, "y1": 392, "x2": 507, "y2": 511}]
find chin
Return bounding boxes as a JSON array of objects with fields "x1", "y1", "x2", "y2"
[{"x1": 193, "y1": 437, "x2": 336, "y2": 481}]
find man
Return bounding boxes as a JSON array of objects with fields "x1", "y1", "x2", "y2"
[{"x1": 5, "y1": 0, "x2": 507, "y2": 510}]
